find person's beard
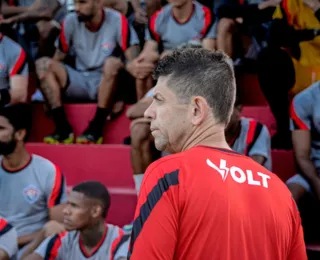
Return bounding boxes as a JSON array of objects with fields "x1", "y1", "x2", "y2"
[
  {"x1": 77, "y1": 13, "x2": 94, "y2": 22},
  {"x1": 0, "y1": 138, "x2": 17, "y2": 156}
]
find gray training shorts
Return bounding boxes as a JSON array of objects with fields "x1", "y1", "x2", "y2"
[
  {"x1": 64, "y1": 65, "x2": 102, "y2": 101},
  {"x1": 286, "y1": 174, "x2": 313, "y2": 192}
]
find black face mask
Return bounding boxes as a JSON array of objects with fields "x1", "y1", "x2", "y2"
[{"x1": 0, "y1": 139, "x2": 17, "y2": 156}]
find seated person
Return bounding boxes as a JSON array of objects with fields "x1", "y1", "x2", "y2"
[
  {"x1": 0, "y1": 32, "x2": 28, "y2": 105},
  {"x1": 257, "y1": 0, "x2": 320, "y2": 149},
  {"x1": 36, "y1": 0, "x2": 140, "y2": 144},
  {"x1": 287, "y1": 81, "x2": 320, "y2": 203},
  {"x1": 225, "y1": 96, "x2": 272, "y2": 170},
  {"x1": 0, "y1": 104, "x2": 67, "y2": 258},
  {"x1": 24, "y1": 181, "x2": 129, "y2": 260},
  {"x1": 216, "y1": 0, "x2": 279, "y2": 60},
  {"x1": 0, "y1": 217, "x2": 18, "y2": 260},
  {"x1": 126, "y1": 87, "x2": 156, "y2": 194},
  {"x1": 131, "y1": 0, "x2": 216, "y2": 100},
  {"x1": 1, "y1": 0, "x2": 67, "y2": 58}
]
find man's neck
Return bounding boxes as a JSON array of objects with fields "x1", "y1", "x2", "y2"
[
  {"x1": 172, "y1": 1, "x2": 194, "y2": 23},
  {"x1": 180, "y1": 121, "x2": 230, "y2": 152},
  {"x1": 80, "y1": 221, "x2": 106, "y2": 250},
  {"x1": 85, "y1": 9, "x2": 103, "y2": 31},
  {"x1": 2, "y1": 145, "x2": 30, "y2": 170}
]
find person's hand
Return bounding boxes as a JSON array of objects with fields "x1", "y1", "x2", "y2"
[
  {"x1": 0, "y1": 17, "x2": 16, "y2": 25},
  {"x1": 160, "y1": 50, "x2": 173, "y2": 59},
  {"x1": 304, "y1": 0, "x2": 320, "y2": 11},
  {"x1": 134, "y1": 8, "x2": 148, "y2": 24},
  {"x1": 136, "y1": 51, "x2": 159, "y2": 63},
  {"x1": 126, "y1": 59, "x2": 155, "y2": 79},
  {"x1": 130, "y1": 117, "x2": 152, "y2": 131},
  {"x1": 43, "y1": 220, "x2": 65, "y2": 238}
]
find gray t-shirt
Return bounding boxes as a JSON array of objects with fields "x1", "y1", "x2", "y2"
[
  {"x1": 0, "y1": 217, "x2": 18, "y2": 258},
  {"x1": 145, "y1": 1, "x2": 215, "y2": 51},
  {"x1": 56, "y1": 8, "x2": 139, "y2": 73},
  {"x1": 290, "y1": 81, "x2": 320, "y2": 168},
  {"x1": 35, "y1": 224, "x2": 130, "y2": 260},
  {"x1": 232, "y1": 117, "x2": 272, "y2": 170},
  {"x1": 0, "y1": 35, "x2": 28, "y2": 91},
  {"x1": 0, "y1": 154, "x2": 67, "y2": 237}
]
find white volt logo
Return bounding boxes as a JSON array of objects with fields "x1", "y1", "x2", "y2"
[{"x1": 206, "y1": 159, "x2": 271, "y2": 188}]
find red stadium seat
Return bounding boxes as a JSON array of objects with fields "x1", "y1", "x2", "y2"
[
  {"x1": 237, "y1": 73, "x2": 268, "y2": 106},
  {"x1": 29, "y1": 104, "x2": 131, "y2": 144},
  {"x1": 26, "y1": 143, "x2": 136, "y2": 227},
  {"x1": 271, "y1": 150, "x2": 295, "y2": 182},
  {"x1": 241, "y1": 106, "x2": 277, "y2": 135}
]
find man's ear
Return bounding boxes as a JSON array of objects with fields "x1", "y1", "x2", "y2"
[
  {"x1": 190, "y1": 96, "x2": 209, "y2": 126},
  {"x1": 15, "y1": 129, "x2": 26, "y2": 141},
  {"x1": 91, "y1": 204, "x2": 103, "y2": 219}
]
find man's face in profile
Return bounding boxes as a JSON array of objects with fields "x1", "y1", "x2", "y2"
[{"x1": 144, "y1": 77, "x2": 191, "y2": 153}]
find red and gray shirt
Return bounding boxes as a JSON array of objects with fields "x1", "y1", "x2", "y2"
[
  {"x1": 230, "y1": 117, "x2": 272, "y2": 170},
  {"x1": 0, "y1": 154, "x2": 67, "y2": 237},
  {"x1": 0, "y1": 35, "x2": 28, "y2": 91},
  {"x1": 290, "y1": 81, "x2": 320, "y2": 169},
  {"x1": 56, "y1": 8, "x2": 139, "y2": 73},
  {"x1": 35, "y1": 224, "x2": 130, "y2": 260},
  {"x1": 0, "y1": 217, "x2": 18, "y2": 258},
  {"x1": 146, "y1": 1, "x2": 215, "y2": 51}
]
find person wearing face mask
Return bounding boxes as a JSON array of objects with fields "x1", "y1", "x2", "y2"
[{"x1": 0, "y1": 103, "x2": 67, "y2": 259}]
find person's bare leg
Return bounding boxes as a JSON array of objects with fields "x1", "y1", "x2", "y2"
[
  {"x1": 36, "y1": 58, "x2": 67, "y2": 109},
  {"x1": 287, "y1": 183, "x2": 307, "y2": 203},
  {"x1": 35, "y1": 58, "x2": 72, "y2": 143},
  {"x1": 77, "y1": 57, "x2": 123, "y2": 144},
  {"x1": 217, "y1": 18, "x2": 237, "y2": 58},
  {"x1": 136, "y1": 76, "x2": 153, "y2": 100},
  {"x1": 131, "y1": 122, "x2": 153, "y2": 174}
]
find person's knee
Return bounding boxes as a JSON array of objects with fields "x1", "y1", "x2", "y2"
[
  {"x1": 218, "y1": 18, "x2": 236, "y2": 34},
  {"x1": 287, "y1": 183, "x2": 307, "y2": 203},
  {"x1": 131, "y1": 122, "x2": 151, "y2": 148},
  {"x1": 103, "y1": 57, "x2": 123, "y2": 79},
  {"x1": 36, "y1": 57, "x2": 54, "y2": 80}
]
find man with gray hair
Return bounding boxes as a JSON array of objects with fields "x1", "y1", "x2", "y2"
[{"x1": 129, "y1": 48, "x2": 306, "y2": 260}]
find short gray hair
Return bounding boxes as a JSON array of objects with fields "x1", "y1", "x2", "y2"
[{"x1": 153, "y1": 48, "x2": 236, "y2": 125}]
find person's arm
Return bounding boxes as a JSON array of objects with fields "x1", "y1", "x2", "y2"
[
  {"x1": 52, "y1": 15, "x2": 74, "y2": 62},
  {"x1": 0, "y1": 250, "x2": 9, "y2": 260},
  {"x1": 126, "y1": 97, "x2": 152, "y2": 120},
  {"x1": 0, "y1": 219, "x2": 18, "y2": 260},
  {"x1": 200, "y1": 7, "x2": 216, "y2": 50},
  {"x1": 129, "y1": 163, "x2": 180, "y2": 259},
  {"x1": 24, "y1": 232, "x2": 66, "y2": 260},
  {"x1": 20, "y1": 221, "x2": 65, "y2": 260},
  {"x1": 1, "y1": 1, "x2": 29, "y2": 17},
  {"x1": 7, "y1": 42, "x2": 28, "y2": 105},
  {"x1": 292, "y1": 130, "x2": 320, "y2": 194},
  {"x1": 290, "y1": 94, "x2": 320, "y2": 198},
  {"x1": 3, "y1": 0, "x2": 62, "y2": 24},
  {"x1": 130, "y1": 0, "x2": 148, "y2": 24},
  {"x1": 287, "y1": 198, "x2": 307, "y2": 260},
  {"x1": 46, "y1": 164, "x2": 67, "y2": 223},
  {"x1": 247, "y1": 124, "x2": 271, "y2": 167}
]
